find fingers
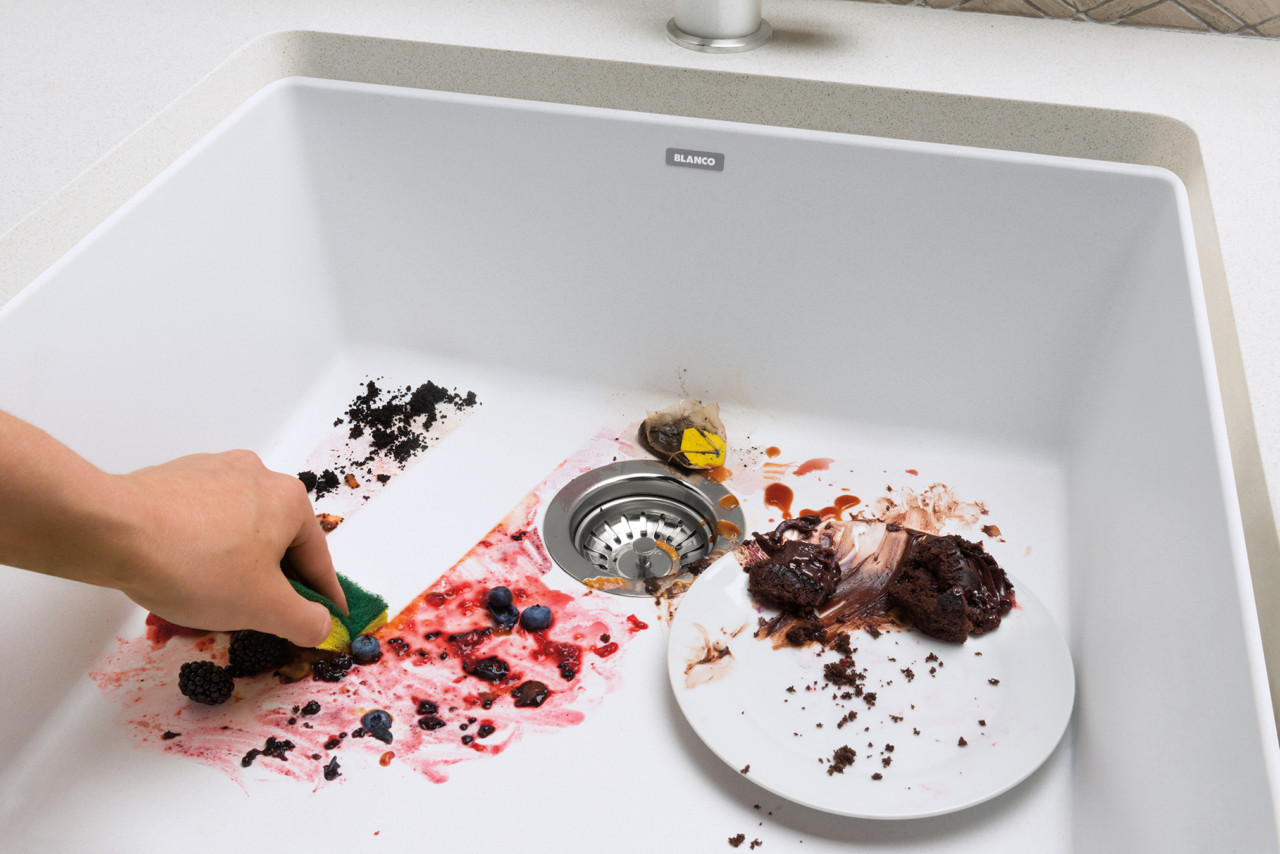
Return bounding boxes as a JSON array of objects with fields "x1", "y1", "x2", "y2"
[{"x1": 282, "y1": 480, "x2": 349, "y2": 617}]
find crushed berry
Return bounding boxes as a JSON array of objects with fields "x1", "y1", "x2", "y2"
[
  {"x1": 477, "y1": 724, "x2": 496, "y2": 739},
  {"x1": 512, "y1": 680, "x2": 550, "y2": 708},
  {"x1": 324, "y1": 757, "x2": 341, "y2": 780},
  {"x1": 300, "y1": 700, "x2": 321, "y2": 716},
  {"x1": 417, "y1": 700, "x2": 438, "y2": 716},
  {"x1": 468, "y1": 656, "x2": 510, "y2": 683},
  {"x1": 312, "y1": 654, "x2": 353, "y2": 682},
  {"x1": 419, "y1": 716, "x2": 447, "y2": 730}
]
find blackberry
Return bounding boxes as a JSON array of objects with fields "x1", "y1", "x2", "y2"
[
  {"x1": 178, "y1": 661, "x2": 234, "y2": 705},
  {"x1": 228, "y1": 630, "x2": 290, "y2": 677},
  {"x1": 312, "y1": 653, "x2": 353, "y2": 682}
]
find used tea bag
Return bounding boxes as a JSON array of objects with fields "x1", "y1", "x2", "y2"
[{"x1": 639, "y1": 400, "x2": 727, "y2": 470}]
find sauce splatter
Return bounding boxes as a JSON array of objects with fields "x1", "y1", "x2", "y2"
[
  {"x1": 794, "y1": 457, "x2": 834, "y2": 476},
  {"x1": 764, "y1": 483, "x2": 794, "y2": 519},
  {"x1": 716, "y1": 520, "x2": 742, "y2": 540},
  {"x1": 799, "y1": 493, "x2": 861, "y2": 520},
  {"x1": 708, "y1": 466, "x2": 733, "y2": 483},
  {"x1": 765, "y1": 446, "x2": 781, "y2": 459}
]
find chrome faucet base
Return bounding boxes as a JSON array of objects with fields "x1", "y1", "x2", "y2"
[{"x1": 666, "y1": 17, "x2": 772, "y2": 53}]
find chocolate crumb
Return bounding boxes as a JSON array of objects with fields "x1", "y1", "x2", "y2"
[
  {"x1": 729, "y1": 834, "x2": 746, "y2": 848},
  {"x1": 958, "y1": 737, "x2": 968, "y2": 747},
  {"x1": 827, "y1": 745, "x2": 857, "y2": 775},
  {"x1": 740, "y1": 764, "x2": 751, "y2": 775}
]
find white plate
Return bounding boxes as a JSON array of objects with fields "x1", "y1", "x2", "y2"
[{"x1": 667, "y1": 553, "x2": 1075, "y2": 819}]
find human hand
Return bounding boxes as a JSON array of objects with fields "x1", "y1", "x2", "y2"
[{"x1": 107, "y1": 450, "x2": 347, "y2": 647}]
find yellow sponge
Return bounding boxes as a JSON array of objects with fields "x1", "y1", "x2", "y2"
[{"x1": 290, "y1": 573, "x2": 388, "y2": 652}]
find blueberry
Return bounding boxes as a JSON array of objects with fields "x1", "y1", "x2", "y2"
[
  {"x1": 351, "y1": 635, "x2": 382, "y2": 665},
  {"x1": 489, "y1": 604, "x2": 520, "y2": 629},
  {"x1": 487, "y1": 586, "x2": 514, "y2": 609},
  {"x1": 361, "y1": 709, "x2": 393, "y2": 743},
  {"x1": 520, "y1": 604, "x2": 554, "y2": 632}
]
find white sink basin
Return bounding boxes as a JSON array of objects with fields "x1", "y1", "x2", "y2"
[{"x1": 0, "y1": 77, "x2": 1274, "y2": 851}]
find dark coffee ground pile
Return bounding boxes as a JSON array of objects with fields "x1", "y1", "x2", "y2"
[{"x1": 300, "y1": 379, "x2": 478, "y2": 498}]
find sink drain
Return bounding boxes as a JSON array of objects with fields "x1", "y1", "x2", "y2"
[{"x1": 542, "y1": 460, "x2": 745, "y2": 597}]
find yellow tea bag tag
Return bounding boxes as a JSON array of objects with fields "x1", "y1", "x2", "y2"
[{"x1": 681, "y1": 428, "x2": 727, "y2": 468}]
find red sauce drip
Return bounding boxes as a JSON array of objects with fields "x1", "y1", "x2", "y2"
[
  {"x1": 380, "y1": 751, "x2": 395, "y2": 766},
  {"x1": 719, "y1": 494, "x2": 740, "y2": 510},
  {"x1": 800, "y1": 493, "x2": 862, "y2": 520},
  {"x1": 707, "y1": 466, "x2": 733, "y2": 483},
  {"x1": 906, "y1": 469, "x2": 919, "y2": 476},
  {"x1": 715, "y1": 520, "x2": 741, "y2": 539},
  {"x1": 764, "y1": 483, "x2": 794, "y2": 519},
  {"x1": 594, "y1": 642, "x2": 619, "y2": 657},
  {"x1": 626, "y1": 614, "x2": 649, "y2": 632},
  {"x1": 765, "y1": 446, "x2": 781, "y2": 459},
  {"x1": 794, "y1": 457, "x2": 834, "y2": 476}
]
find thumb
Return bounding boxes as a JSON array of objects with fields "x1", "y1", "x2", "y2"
[{"x1": 267, "y1": 597, "x2": 334, "y2": 648}]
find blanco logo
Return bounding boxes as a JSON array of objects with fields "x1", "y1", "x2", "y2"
[{"x1": 666, "y1": 148, "x2": 725, "y2": 172}]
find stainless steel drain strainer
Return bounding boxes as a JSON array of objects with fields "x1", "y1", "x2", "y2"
[{"x1": 542, "y1": 460, "x2": 745, "y2": 597}]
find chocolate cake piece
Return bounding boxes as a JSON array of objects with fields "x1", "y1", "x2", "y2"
[
  {"x1": 887, "y1": 534, "x2": 1015, "y2": 643},
  {"x1": 746, "y1": 538, "x2": 841, "y2": 613}
]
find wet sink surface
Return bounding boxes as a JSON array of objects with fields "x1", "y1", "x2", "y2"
[{"x1": 0, "y1": 78, "x2": 1275, "y2": 852}]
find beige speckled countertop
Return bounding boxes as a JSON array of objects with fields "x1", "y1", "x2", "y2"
[{"x1": 4, "y1": 0, "x2": 1280, "y2": 715}]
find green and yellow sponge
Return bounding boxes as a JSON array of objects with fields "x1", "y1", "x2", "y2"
[{"x1": 290, "y1": 573, "x2": 388, "y2": 653}]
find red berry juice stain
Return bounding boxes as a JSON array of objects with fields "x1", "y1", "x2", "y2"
[
  {"x1": 626, "y1": 615, "x2": 649, "y2": 633},
  {"x1": 91, "y1": 434, "x2": 644, "y2": 788}
]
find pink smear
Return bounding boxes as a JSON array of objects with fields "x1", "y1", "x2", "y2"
[
  {"x1": 92, "y1": 438, "x2": 646, "y2": 787},
  {"x1": 794, "y1": 457, "x2": 834, "y2": 476}
]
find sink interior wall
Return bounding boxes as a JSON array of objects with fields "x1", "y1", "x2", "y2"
[
  {"x1": 0, "y1": 77, "x2": 1275, "y2": 851},
  {"x1": 291, "y1": 83, "x2": 1162, "y2": 455}
]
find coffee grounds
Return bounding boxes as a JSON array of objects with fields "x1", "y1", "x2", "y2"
[{"x1": 301, "y1": 379, "x2": 478, "y2": 498}]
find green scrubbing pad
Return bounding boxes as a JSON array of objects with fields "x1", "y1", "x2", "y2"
[{"x1": 290, "y1": 573, "x2": 388, "y2": 652}]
